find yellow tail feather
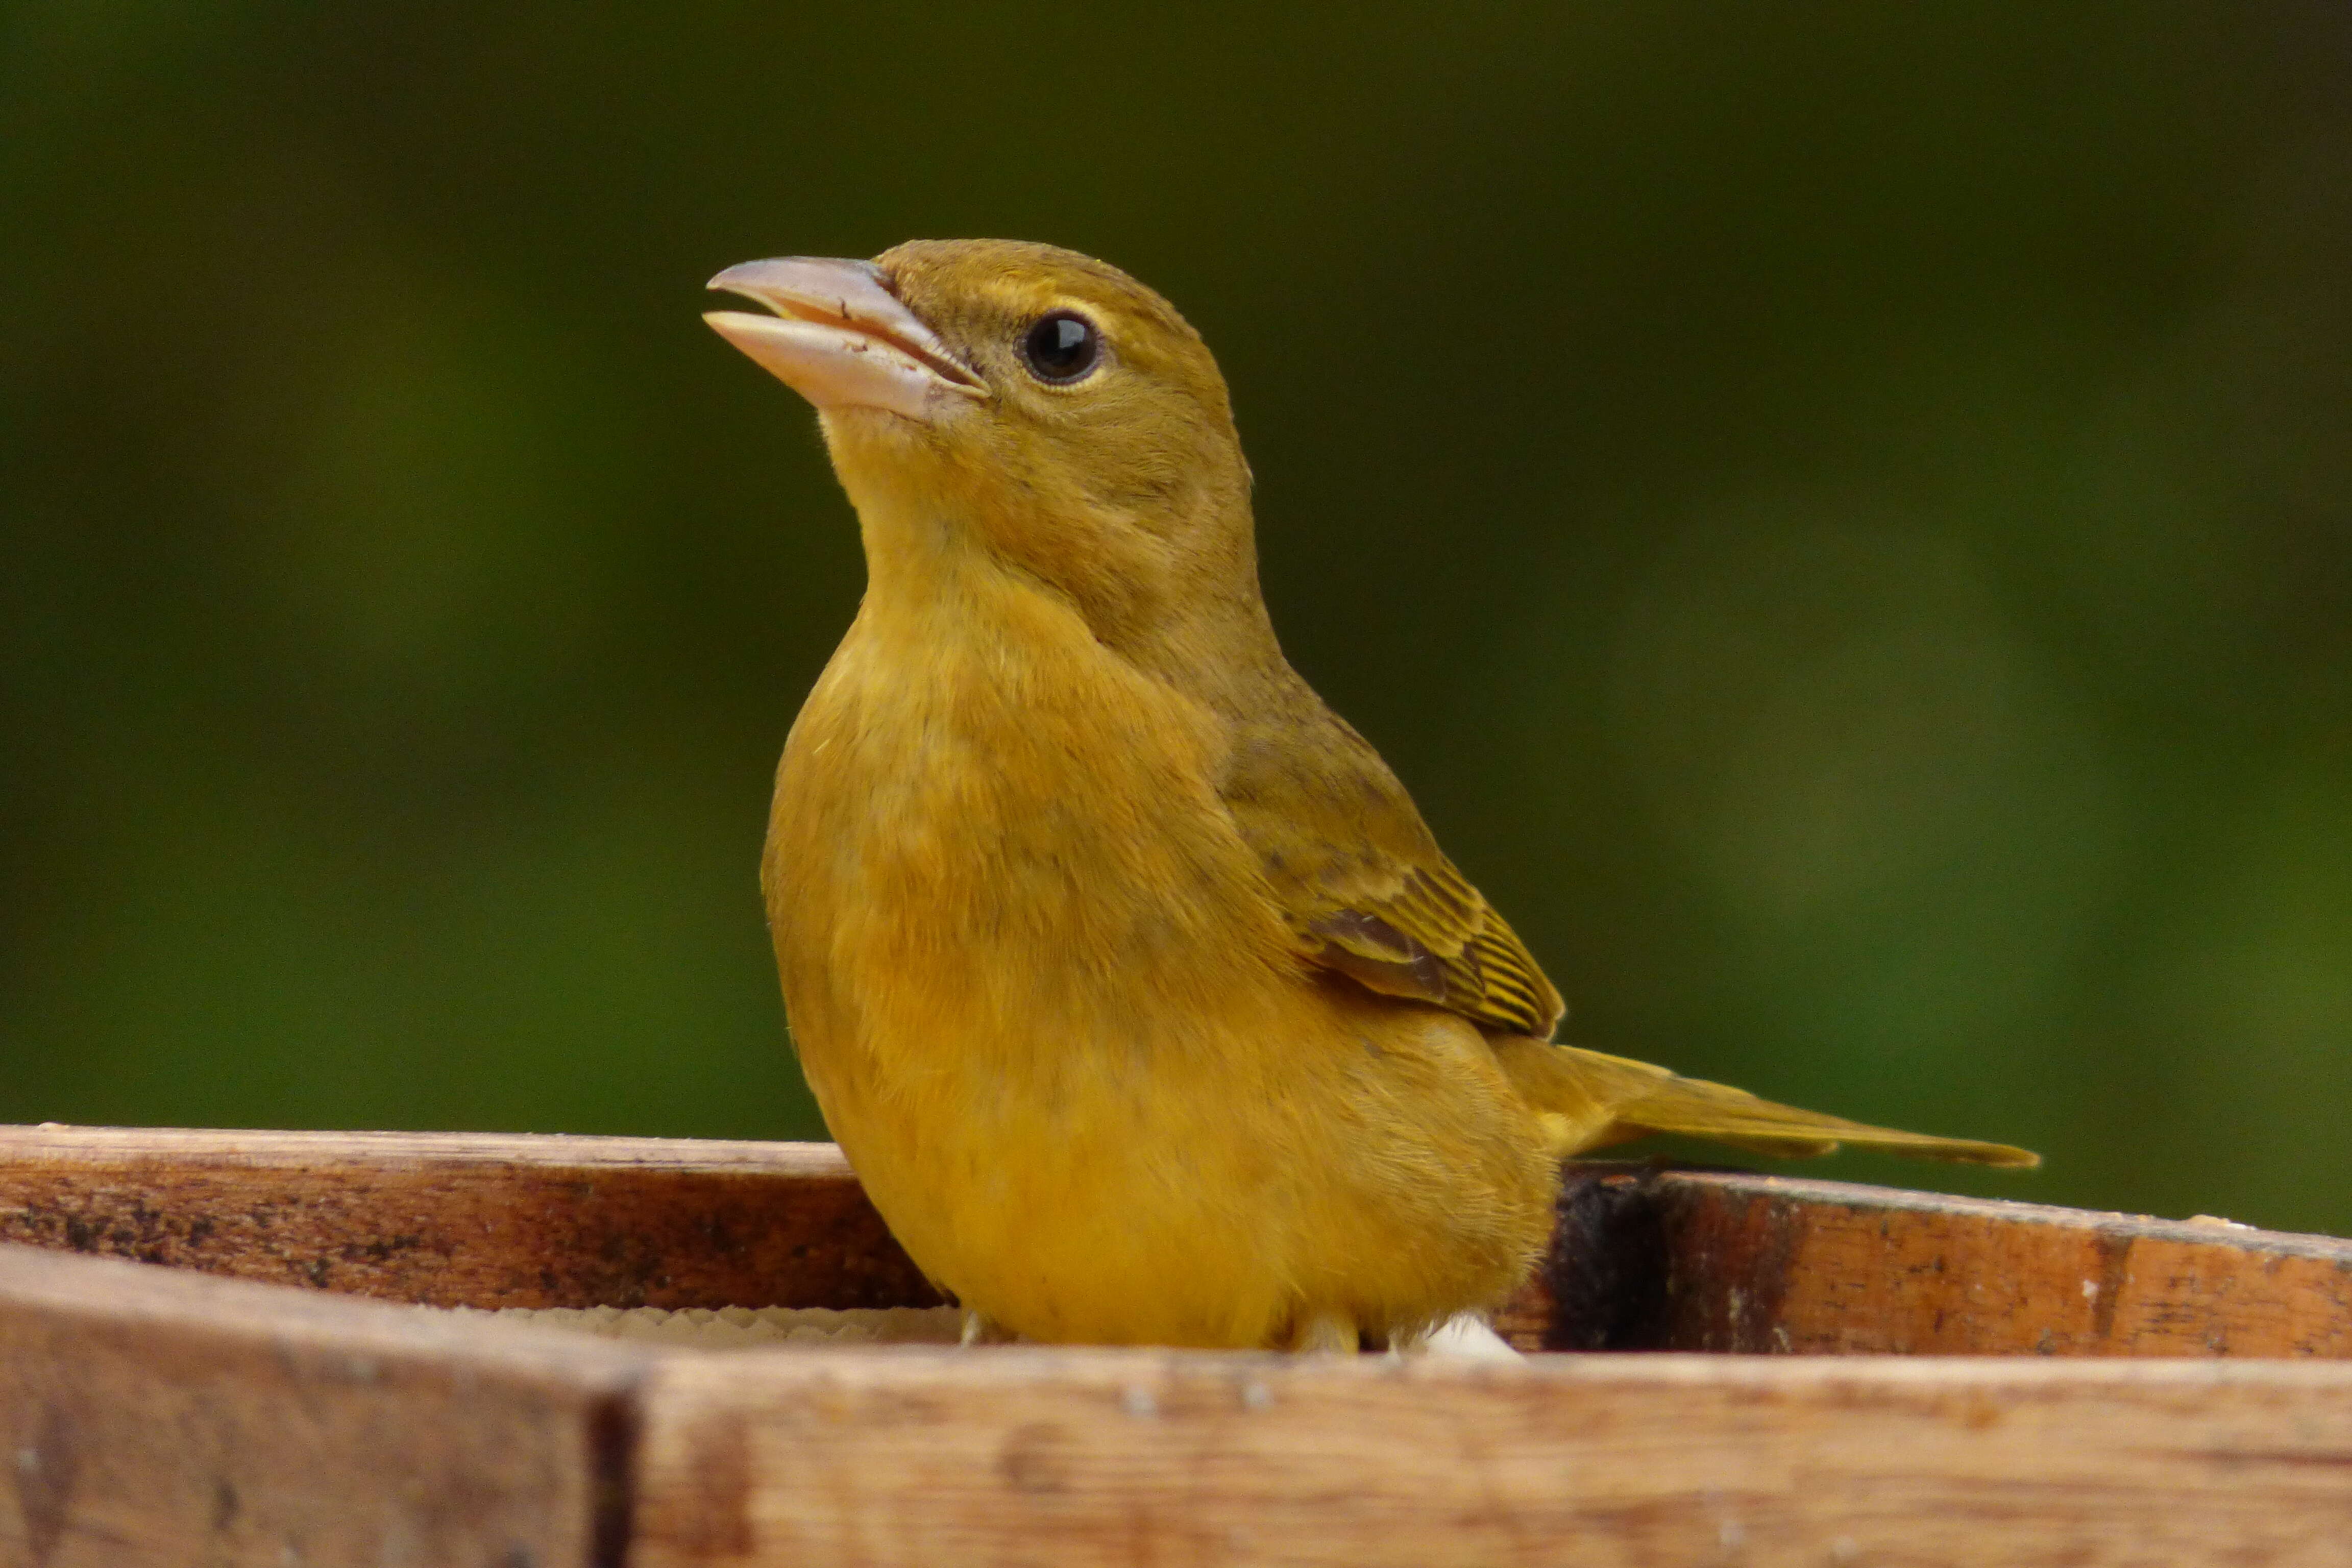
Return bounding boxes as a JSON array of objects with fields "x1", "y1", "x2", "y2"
[{"x1": 1492, "y1": 1038, "x2": 2040, "y2": 1169}]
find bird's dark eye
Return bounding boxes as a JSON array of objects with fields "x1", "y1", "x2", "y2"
[{"x1": 1020, "y1": 310, "x2": 1100, "y2": 384}]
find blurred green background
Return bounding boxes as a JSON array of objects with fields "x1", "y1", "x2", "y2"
[{"x1": 4, "y1": 4, "x2": 2347, "y2": 1234}]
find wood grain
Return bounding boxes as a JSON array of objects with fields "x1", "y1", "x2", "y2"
[
  {"x1": 631, "y1": 1346, "x2": 2352, "y2": 1568},
  {"x1": 0, "y1": 1127, "x2": 936, "y2": 1312},
  {"x1": 0, "y1": 1241, "x2": 663, "y2": 1568}
]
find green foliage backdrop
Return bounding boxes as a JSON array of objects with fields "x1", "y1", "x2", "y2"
[{"x1": 5, "y1": 4, "x2": 2348, "y2": 1231}]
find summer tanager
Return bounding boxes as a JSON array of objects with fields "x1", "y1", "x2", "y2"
[{"x1": 704, "y1": 240, "x2": 2035, "y2": 1353}]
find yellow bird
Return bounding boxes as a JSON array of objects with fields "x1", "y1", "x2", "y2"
[{"x1": 705, "y1": 240, "x2": 2036, "y2": 1354}]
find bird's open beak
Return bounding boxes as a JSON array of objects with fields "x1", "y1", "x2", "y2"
[{"x1": 704, "y1": 257, "x2": 986, "y2": 422}]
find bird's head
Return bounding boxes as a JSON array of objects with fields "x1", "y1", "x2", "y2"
[{"x1": 706, "y1": 240, "x2": 1265, "y2": 661}]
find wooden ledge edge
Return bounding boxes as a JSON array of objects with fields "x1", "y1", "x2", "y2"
[
  {"x1": 1561, "y1": 1160, "x2": 2352, "y2": 1261},
  {"x1": 0, "y1": 1240, "x2": 670, "y2": 1381},
  {"x1": 0, "y1": 1125, "x2": 856, "y2": 1180}
]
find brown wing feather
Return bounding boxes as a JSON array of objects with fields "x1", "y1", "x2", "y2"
[{"x1": 1218, "y1": 699, "x2": 1565, "y2": 1039}]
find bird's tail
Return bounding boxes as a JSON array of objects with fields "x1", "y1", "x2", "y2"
[{"x1": 1490, "y1": 1037, "x2": 2040, "y2": 1168}]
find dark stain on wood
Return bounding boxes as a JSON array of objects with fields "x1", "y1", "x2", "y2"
[
  {"x1": 589, "y1": 1377, "x2": 643, "y2": 1568},
  {"x1": 1538, "y1": 1167, "x2": 1670, "y2": 1351}
]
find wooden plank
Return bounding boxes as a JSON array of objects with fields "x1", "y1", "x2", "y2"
[
  {"x1": 1539, "y1": 1165, "x2": 2352, "y2": 1357},
  {"x1": 0, "y1": 1127, "x2": 936, "y2": 1311},
  {"x1": 630, "y1": 1348, "x2": 2352, "y2": 1568},
  {"x1": 0, "y1": 1241, "x2": 659, "y2": 1568}
]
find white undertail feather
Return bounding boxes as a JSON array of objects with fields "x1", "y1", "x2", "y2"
[{"x1": 1397, "y1": 1312, "x2": 1522, "y2": 1360}]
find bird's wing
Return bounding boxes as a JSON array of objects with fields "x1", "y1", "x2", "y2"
[{"x1": 1219, "y1": 706, "x2": 1565, "y2": 1039}]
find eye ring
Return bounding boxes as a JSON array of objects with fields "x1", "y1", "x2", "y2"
[{"x1": 1020, "y1": 310, "x2": 1101, "y2": 384}]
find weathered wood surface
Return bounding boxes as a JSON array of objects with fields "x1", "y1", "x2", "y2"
[
  {"x1": 1541, "y1": 1165, "x2": 2352, "y2": 1358},
  {"x1": 631, "y1": 1348, "x2": 2352, "y2": 1568},
  {"x1": 0, "y1": 1241, "x2": 656, "y2": 1568},
  {"x1": 0, "y1": 1126, "x2": 935, "y2": 1311},
  {"x1": 3, "y1": 1129, "x2": 2352, "y2": 1565}
]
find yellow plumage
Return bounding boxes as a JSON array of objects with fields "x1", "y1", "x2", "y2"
[{"x1": 705, "y1": 239, "x2": 2035, "y2": 1352}]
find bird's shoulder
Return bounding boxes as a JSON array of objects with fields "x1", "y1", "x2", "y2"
[{"x1": 1215, "y1": 683, "x2": 1563, "y2": 1039}]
